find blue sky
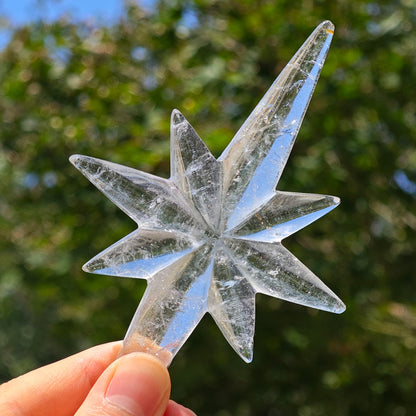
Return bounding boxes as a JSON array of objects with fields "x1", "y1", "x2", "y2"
[
  {"x1": 0, "y1": 0, "x2": 129, "y2": 24},
  {"x1": 0, "y1": 0, "x2": 154, "y2": 48}
]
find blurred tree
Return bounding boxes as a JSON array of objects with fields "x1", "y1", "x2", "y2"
[{"x1": 1, "y1": 0, "x2": 416, "y2": 415}]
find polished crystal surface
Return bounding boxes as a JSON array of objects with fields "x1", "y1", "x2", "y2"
[{"x1": 70, "y1": 21, "x2": 344, "y2": 365}]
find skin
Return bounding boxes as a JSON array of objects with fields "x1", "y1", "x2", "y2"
[{"x1": 0, "y1": 342, "x2": 196, "y2": 416}]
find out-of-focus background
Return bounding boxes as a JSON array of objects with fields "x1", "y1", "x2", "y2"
[{"x1": 1, "y1": 0, "x2": 416, "y2": 414}]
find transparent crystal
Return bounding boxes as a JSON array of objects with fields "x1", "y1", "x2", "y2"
[{"x1": 70, "y1": 21, "x2": 344, "y2": 366}]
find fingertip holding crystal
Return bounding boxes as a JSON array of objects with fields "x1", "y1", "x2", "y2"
[
  {"x1": 118, "y1": 333, "x2": 174, "y2": 367},
  {"x1": 70, "y1": 21, "x2": 344, "y2": 365}
]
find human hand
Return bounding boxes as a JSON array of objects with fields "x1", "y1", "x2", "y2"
[{"x1": 0, "y1": 342, "x2": 196, "y2": 416}]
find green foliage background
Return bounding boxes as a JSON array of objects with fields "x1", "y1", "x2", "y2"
[{"x1": 1, "y1": 1, "x2": 416, "y2": 414}]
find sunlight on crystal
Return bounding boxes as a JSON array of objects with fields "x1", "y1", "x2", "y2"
[{"x1": 70, "y1": 21, "x2": 345, "y2": 366}]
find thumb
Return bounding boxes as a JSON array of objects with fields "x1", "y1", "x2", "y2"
[{"x1": 75, "y1": 352, "x2": 171, "y2": 416}]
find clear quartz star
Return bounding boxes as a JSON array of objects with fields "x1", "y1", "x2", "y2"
[{"x1": 70, "y1": 21, "x2": 345, "y2": 366}]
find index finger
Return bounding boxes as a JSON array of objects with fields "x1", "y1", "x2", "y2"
[{"x1": 0, "y1": 341, "x2": 122, "y2": 416}]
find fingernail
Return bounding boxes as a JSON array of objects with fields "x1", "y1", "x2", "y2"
[
  {"x1": 105, "y1": 353, "x2": 170, "y2": 416},
  {"x1": 177, "y1": 404, "x2": 197, "y2": 416},
  {"x1": 168, "y1": 401, "x2": 198, "y2": 416}
]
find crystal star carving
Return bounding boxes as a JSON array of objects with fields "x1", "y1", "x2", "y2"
[{"x1": 70, "y1": 21, "x2": 345, "y2": 365}]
